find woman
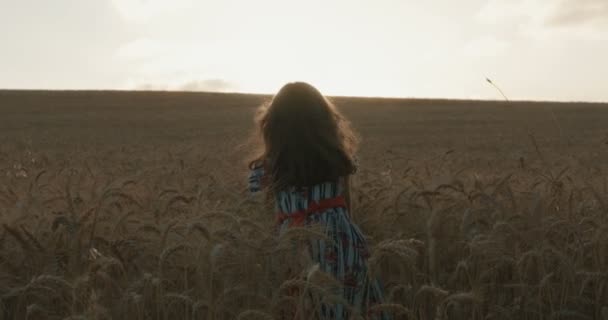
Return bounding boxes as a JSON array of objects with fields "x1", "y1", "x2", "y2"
[{"x1": 248, "y1": 82, "x2": 390, "y2": 319}]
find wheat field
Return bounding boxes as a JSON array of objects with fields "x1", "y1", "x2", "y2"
[{"x1": 1, "y1": 90, "x2": 607, "y2": 319}]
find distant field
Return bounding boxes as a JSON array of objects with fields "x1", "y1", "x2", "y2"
[
  {"x1": 2, "y1": 90, "x2": 607, "y2": 172},
  {"x1": 1, "y1": 90, "x2": 607, "y2": 319}
]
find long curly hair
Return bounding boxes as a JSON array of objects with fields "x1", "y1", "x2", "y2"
[{"x1": 250, "y1": 82, "x2": 358, "y2": 190}]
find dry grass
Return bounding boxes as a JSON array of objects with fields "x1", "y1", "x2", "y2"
[{"x1": 1, "y1": 90, "x2": 608, "y2": 319}]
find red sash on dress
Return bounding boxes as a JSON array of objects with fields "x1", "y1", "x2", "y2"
[{"x1": 276, "y1": 196, "x2": 347, "y2": 227}]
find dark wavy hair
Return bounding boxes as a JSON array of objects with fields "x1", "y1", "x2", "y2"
[{"x1": 250, "y1": 82, "x2": 358, "y2": 190}]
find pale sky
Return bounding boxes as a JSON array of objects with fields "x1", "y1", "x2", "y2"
[{"x1": 1, "y1": 0, "x2": 607, "y2": 101}]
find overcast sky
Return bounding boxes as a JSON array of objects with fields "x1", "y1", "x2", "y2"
[{"x1": 1, "y1": 0, "x2": 607, "y2": 101}]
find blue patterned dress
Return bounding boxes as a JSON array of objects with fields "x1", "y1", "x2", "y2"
[{"x1": 249, "y1": 164, "x2": 391, "y2": 319}]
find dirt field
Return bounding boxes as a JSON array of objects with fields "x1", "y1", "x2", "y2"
[{"x1": 1, "y1": 90, "x2": 607, "y2": 319}]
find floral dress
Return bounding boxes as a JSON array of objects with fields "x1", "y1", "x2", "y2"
[{"x1": 249, "y1": 164, "x2": 391, "y2": 319}]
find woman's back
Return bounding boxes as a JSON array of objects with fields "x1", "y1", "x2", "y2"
[
  {"x1": 250, "y1": 165, "x2": 351, "y2": 229},
  {"x1": 249, "y1": 163, "x2": 390, "y2": 320}
]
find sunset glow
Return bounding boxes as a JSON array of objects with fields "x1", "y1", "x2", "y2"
[{"x1": 2, "y1": 0, "x2": 608, "y2": 101}]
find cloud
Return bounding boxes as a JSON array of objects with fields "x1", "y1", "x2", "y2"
[
  {"x1": 477, "y1": 0, "x2": 608, "y2": 28},
  {"x1": 476, "y1": 0, "x2": 608, "y2": 41},
  {"x1": 546, "y1": 0, "x2": 608, "y2": 27},
  {"x1": 462, "y1": 36, "x2": 510, "y2": 57},
  {"x1": 133, "y1": 83, "x2": 168, "y2": 91},
  {"x1": 0, "y1": 0, "x2": 131, "y2": 89},
  {"x1": 110, "y1": 0, "x2": 195, "y2": 23},
  {"x1": 115, "y1": 37, "x2": 168, "y2": 60},
  {"x1": 178, "y1": 79, "x2": 235, "y2": 92},
  {"x1": 132, "y1": 78, "x2": 236, "y2": 92},
  {"x1": 476, "y1": 0, "x2": 549, "y2": 25}
]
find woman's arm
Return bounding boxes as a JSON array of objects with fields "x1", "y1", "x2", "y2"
[{"x1": 248, "y1": 161, "x2": 266, "y2": 195}]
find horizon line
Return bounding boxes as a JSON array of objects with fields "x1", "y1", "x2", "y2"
[{"x1": 0, "y1": 88, "x2": 606, "y2": 105}]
